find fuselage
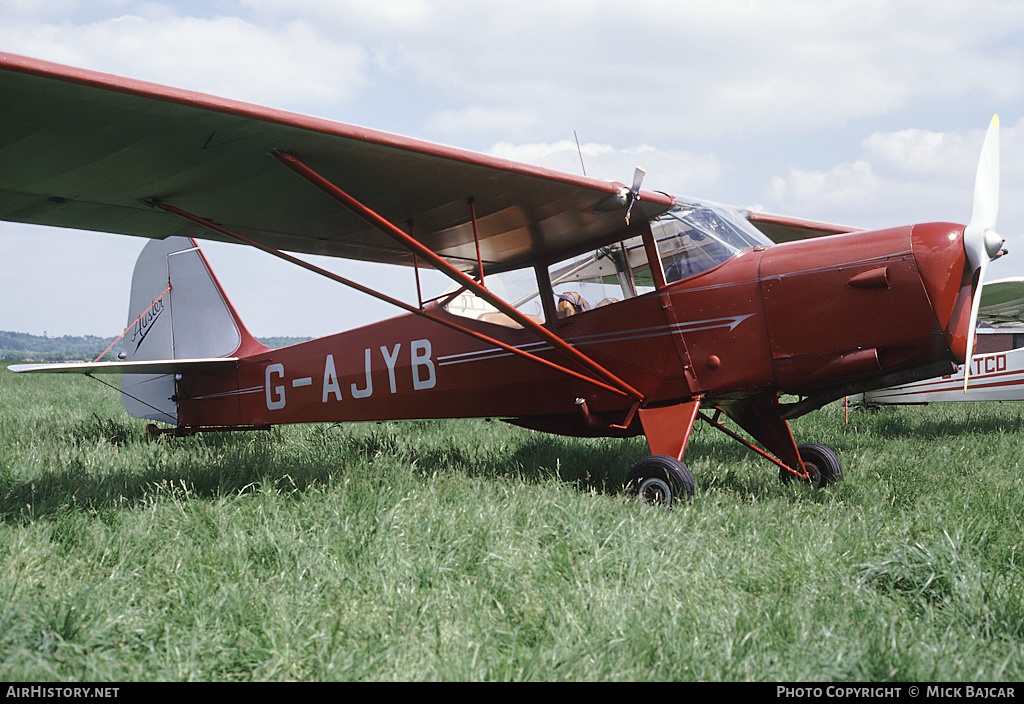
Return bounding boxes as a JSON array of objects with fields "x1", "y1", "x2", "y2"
[{"x1": 175, "y1": 220, "x2": 971, "y2": 436}]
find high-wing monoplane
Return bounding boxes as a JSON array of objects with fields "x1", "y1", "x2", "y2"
[{"x1": 0, "y1": 53, "x2": 1008, "y2": 505}]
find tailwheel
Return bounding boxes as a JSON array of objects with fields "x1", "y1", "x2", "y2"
[
  {"x1": 626, "y1": 455, "x2": 695, "y2": 507},
  {"x1": 779, "y1": 443, "x2": 844, "y2": 488}
]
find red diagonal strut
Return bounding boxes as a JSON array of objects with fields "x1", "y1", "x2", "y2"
[
  {"x1": 152, "y1": 202, "x2": 635, "y2": 400},
  {"x1": 273, "y1": 150, "x2": 645, "y2": 403}
]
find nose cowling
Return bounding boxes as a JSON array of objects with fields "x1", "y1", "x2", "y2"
[
  {"x1": 760, "y1": 224, "x2": 957, "y2": 394},
  {"x1": 911, "y1": 222, "x2": 974, "y2": 364}
]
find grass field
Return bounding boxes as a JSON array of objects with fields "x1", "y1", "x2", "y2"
[{"x1": 1, "y1": 361, "x2": 1022, "y2": 682}]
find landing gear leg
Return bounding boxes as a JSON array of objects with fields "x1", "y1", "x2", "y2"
[
  {"x1": 717, "y1": 392, "x2": 843, "y2": 489},
  {"x1": 629, "y1": 399, "x2": 702, "y2": 507},
  {"x1": 779, "y1": 443, "x2": 844, "y2": 488}
]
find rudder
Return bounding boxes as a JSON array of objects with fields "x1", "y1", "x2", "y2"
[{"x1": 121, "y1": 237, "x2": 268, "y2": 423}]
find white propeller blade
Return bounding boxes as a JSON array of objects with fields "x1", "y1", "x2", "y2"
[
  {"x1": 963, "y1": 115, "x2": 1003, "y2": 392},
  {"x1": 964, "y1": 259, "x2": 989, "y2": 392},
  {"x1": 631, "y1": 166, "x2": 646, "y2": 194},
  {"x1": 624, "y1": 167, "x2": 646, "y2": 225}
]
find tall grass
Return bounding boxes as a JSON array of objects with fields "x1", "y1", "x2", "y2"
[{"x1": 0, "y1": 363, "x2": 1022, "y2": 681}]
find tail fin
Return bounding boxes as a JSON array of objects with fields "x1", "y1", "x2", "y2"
[{"x1": 121, "y1": 237, "x2": 268, "y2": 423}]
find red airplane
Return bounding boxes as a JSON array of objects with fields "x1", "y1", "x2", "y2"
[{"x1": 0, "y1": 53, "x2": 1007, "y2": 506}]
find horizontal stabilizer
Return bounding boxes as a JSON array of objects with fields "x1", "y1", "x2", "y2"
[{"x1": 9, "y1": 358, "x2": 237, "y2": 375}]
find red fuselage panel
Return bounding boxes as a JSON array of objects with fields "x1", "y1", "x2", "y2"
[{"x1": 176, "y1": 225, "x2": 967, "y2": 431}]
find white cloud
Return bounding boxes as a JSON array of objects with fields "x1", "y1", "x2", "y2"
[
  {"x1": 862, "y1": 129, "x2": 970, "y2": 176},
  {"x1": 487, "y1": 141, "x2": 724, "y2": 196},
  {"x1": 428, "y1": 106, "x2": 542, "y2": 136},
  {"x1": 763, "y1": 117, "x2": 1024, "y2": 238},
  {"x1": 1, "y1": 12, "x2": 369, "y2": 109},
  {"x1": 4, "y1": 0, "x2": 1024, "y2": 335},
  {"x1": 768, "y1": 160, "x2": 879, "y2": 216},
  {"x1": 314, "y1": 0, "x2": 1024, "y2": 143},
  {"x1": 242, "y1": 0, "x2": 432, "y2": 28},
  {"x1": 7, "y1": 1, "x2": 1024, "y2": 143}
]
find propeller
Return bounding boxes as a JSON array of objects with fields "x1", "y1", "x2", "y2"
[
  {"x1": 963, "y1": 115, "x2": 1006, "y2": 392},
  {"x1": 623, "y1": 167, "x2": 646, "y2": 225}
]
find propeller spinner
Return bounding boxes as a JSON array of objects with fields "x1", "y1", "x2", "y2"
[{"x1": 963, "y1": 115, "x2": 1006, "y2": 391}]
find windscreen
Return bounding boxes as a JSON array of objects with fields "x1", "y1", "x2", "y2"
[{"x1": 653, "y1": 202, "x2": 772, "y2": 283}]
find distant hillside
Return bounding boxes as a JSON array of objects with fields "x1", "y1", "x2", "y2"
[
  {"x1": 0, "y1": 331, "x2": 120, "y2": 362},
  {"x1": 0, "y1": 331, "x2": 311, "y2": 362}
]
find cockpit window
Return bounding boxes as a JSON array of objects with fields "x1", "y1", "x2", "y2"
[
  {"x1": 548, "y1": 234, "x2": 654, "y2": 318},
  {"x1": 654, "y1": 202, "x2": 771, "y2": 283},
  {"x1": 441, "y1": 233, "x2": 656, "y2": 326},
  {"x1": 440, "y1": 200, "x2": 773, "y2": 327}
]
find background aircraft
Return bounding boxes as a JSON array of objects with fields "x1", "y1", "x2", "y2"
[
  {"x1": 855, "y1": 278, "x2": 1024, "y2": 405},
  {"x1": 0, "y1": 52, "x2": 1006, "y2": 506}
]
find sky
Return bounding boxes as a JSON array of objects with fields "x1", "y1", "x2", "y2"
[{"x1": 3, "y1": 0, "x2": 1024, "y2": 339}]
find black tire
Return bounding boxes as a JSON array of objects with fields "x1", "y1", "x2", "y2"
[
  {"x1": 779, "y1": 443, "x2": 843, "y2": 488},
  {"x1": 625, "y1": 455, "x2": 695, "y2": 507}
]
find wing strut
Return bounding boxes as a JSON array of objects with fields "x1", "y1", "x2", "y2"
[
  {"x1": 271, "y1": 150, "x2": 646, "y2": 403},
  {"x1": 468, "y1": 197, "x2": 486, "y2": 286},
  {"x1": 151, "y1": 202, "x2": 641, "y2": 402}
]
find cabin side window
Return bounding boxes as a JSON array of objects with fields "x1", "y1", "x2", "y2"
[
  {"x1": 441, "y1": 266, "x2": 546, "y2": 327},
  {"x1": 546, "y1": 235, "x2": 654, "y2": 318},
  {"x1": 441, "y1": 201, "x2": 772, "y2": 327}
]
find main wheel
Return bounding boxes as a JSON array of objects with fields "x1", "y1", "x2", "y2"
[
  {"x1": 625, "y1": 455, "x2": 695, "y2": 507},
  {"x1": 779, "y1": 443, "x2": 844, "y2": 488}
]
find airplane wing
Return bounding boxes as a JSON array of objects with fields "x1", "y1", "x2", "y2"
[
  {"x1": 746, "y1": 211, "x2": 861, "y2": 243},
  {"x1": 0, "y1": 53, "x2": 674, "y2": 274},
  {"x1": 977, "y1": 277, "x2": 1024, "y2": 323}
]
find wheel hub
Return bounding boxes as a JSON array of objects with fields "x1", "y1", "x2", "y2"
[{"x1": 638, "y1": 477, "x2": 672, "y2": 506}]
